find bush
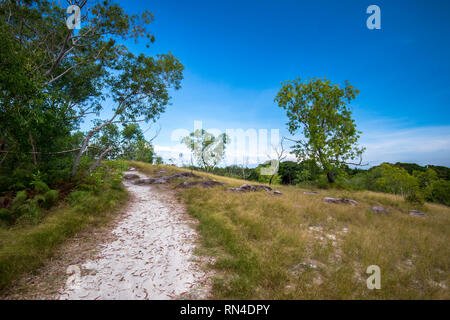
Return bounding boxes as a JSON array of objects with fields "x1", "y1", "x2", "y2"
[
  {"x1": 11, "y1": 190, "x2": 27, "y2": 209},
  {"x1": 31, "y1": 180, "x2": 50, "y2": 194},
  {"x1": 43, "y1": 190, "x2": 59, "y2": 209},
  {"x1": 0, "y1": 208, "x2": 12, "y2": 225},
  {"x1": 405, "y1": 190, "x2": 425, "y2": 205},
  {"x1": 430, "y1": 180, "x2": 450, "y2": 206},
  {"x1": 5, "y1": 186, "x2": 60, "y2": 226},
  {"x1": 16, "y1": 200, "x2": 41, "y2": 225},
  {"x1": 0, "y1": 160, "x2": 128, "y2": 290}
]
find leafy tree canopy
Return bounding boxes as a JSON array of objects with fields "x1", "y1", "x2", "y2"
[
  {"x1": 182, "y1": 129, "x2": 228, "y2": 172},
  {"x1": 275, "y1": 77, "x2": 364, "y2": 183}
]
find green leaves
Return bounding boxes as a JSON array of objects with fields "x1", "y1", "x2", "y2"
[
  {"x1": 182, "y1": 129, "x2": 229, "y2": 171},
  {"x1": 1, "y1": 0, "x2": 183, "y2": 180},
  {"x1": 275, "y1": 77, "x2": 364, "y2": 182}
]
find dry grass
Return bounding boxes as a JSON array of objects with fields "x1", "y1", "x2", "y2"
[{"x1": 131, "y1": 162, "x2": 450, "y2": 299}]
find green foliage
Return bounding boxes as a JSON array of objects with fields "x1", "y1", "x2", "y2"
[
  {"x1": 405, "y1": 191, "x2": 425, "y2": 206},
  {"x1": 183, "y1": 159, "x2": 450, "y2": 207},
  {"x1": 31, "y1": 180, "x2": 50, "y2": 194},
  {"x1": 0, "y1": 209, "x2": 12, "y2": 226},
  {"x1": 118, "y1": 124, "x2": 156, "y2": 163},
  {"x1": 393, "y1": 162, "x2": 426, "y2": 174},
  {"x1": 105, "y1": 159, "x2": 129, "y2": 172},
  {"x1": 1, "y1": 0, "x2": 180, "y2": 186},
  {"x1": 372, "y1": 164, "x2": 420, "y2": 198},
  {"x1": 2, "y1": 177, "x2": 61, "y2": 226},
  {"x1": 182, "y1": 129, "x2": 229, "y2": 172},
  {"x1": 413, "y1": 168, "x2": 438, "y2": 188},
  {"x1": 11, "y1": 191, "x2": 28, "y2": 209},
  {"x1": 42, "y1": 190, "x2": 59, "y2": 210},
  {"x1": 257, "y1": 168, "x2": 281, "y2": 185},
  {"x1": 429, "y1": 180, "x2": 450, "y2": 206},
  {"x1": 15, "y1": 199, "x2": 41, "y2": 225},
  {"x1": 427, "y1": 165, "x2": 450, "y2": 181},
  {"x1": 275, "y1": 77, "x2": 364, "y2": 183},
  {"x1": 0, "y1": 161, "x2": 128, "y2": 290}
]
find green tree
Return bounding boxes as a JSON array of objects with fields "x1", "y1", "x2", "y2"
[
  {"x1": 121, "y1": 124, "x2": 155, "y2": 163},
  {"x1": 182, "y1": 129, "x2": 228, "y2": 172},
  {"x1": 256, "y1": 161, "x2": 281, "y2": 184},
  {"x1": 429, "y1": 180, "x2": 450, "y2": 206},
  {"x1": 275, "y1": 78, "x2": 364, "y2": 183},
  {"x1": 373, "y1": 164, "x2": 420, "y2": 198},
  {"x1": 0, "y1": 0, "x2": 182, "y2": 181},
  {"x1": 413, "y1": 168, "x2": 438, "y2": 189}
]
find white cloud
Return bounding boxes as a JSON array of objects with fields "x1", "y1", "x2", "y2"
[{"x1": 360, "y1": 125, "x2": 450, "y2": 166}]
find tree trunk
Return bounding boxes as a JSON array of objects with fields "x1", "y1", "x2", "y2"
[
  {"x1": 71, "y1": 92, "x2": 133, "y2": 177},
  {"x1": 326, "y1": 171, "x2": 335, "y2": 183},
  {"x1": 85, "y1": 146, "x2": 113, "y2": 176},
  {"x1": 71, "y1": 114, "x2": 118, "y2": 177},
  {"x1": 269, "y1": 162, "x2": 279, "y2": 185},
  {"x1": 29, "y1": 133, "x2": 38, "y2": 166}
]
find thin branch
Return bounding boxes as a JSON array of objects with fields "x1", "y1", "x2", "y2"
[
  {"x1": 85, "y1": 146, "x2": 113, "y2": 176},
  {"x1": 0, "y1": 146, "x2": 100, "y2": 155}
]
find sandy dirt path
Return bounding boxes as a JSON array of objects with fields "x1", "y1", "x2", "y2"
[{"x1": 59, "y1": 169, "x2": 210, "y2": 300}]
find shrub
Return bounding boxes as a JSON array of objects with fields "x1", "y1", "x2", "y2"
[
  {"x1": 16, "y1": 200, "x2": 41, "y2": 225},
  {"x1": 31, "y1": 180, "x2": 50, "y2": 194},
  {"x1": 11, "y1": 190, "x2": 27, "y2": 209},
  {"x1": 373, "y1": 164, "x2": 420, "y2": 197},
  {"x1": 405, "y1": 190, "x2": 425, "y2": 205},
  {"x1": 430, "y1": 180, "x2": 450, "y2": 206},
  {"x1": 0, "y1": 208, "x2": 11, "y2": 224},
  {"x1": 43, "y1": 190, "x2": 59, "y2": 209}
]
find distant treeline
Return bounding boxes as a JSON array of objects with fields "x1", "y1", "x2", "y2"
[{"x1": 184, "y1": 161, "x2": 450, "y2": 206}]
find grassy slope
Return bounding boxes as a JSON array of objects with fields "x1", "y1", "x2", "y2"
[
  {"x1": 0, "y1": 163, "x2": 128, "y2": 291},
  {"x1": 132, "y1": 161, "x2": 449, "y2": 299}
]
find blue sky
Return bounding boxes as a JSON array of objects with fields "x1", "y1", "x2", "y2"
[{"x1": 86, "y1": 0, "x2": 450, "y2": 166}]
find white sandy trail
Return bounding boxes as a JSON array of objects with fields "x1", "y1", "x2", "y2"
[{"x1": 59, "y1": 169, "x2": 208, "y2": 300}]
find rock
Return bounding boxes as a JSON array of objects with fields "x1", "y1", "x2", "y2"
[
  {"x1": 124, "y1": 173, "x2": 140, "y2": 180},
  {"x1": 133, "y1": 172, "x2": 200, "y2": 185},
  {"x1": 176, "y1": 180, "x2": 226, "y2": 189},
  {"x1": 326, "y1": 234, "x2": 337, "y2": 241},
  {"x1": 303, "y1": 191, "x2": 318, "y2": 195},
  {"x1": 371, "y1": 206, "x2": 391, "y2": 215},
  {"x1": 150, "y1": 178, "x2": 168, "y2": 184},
  {"x1": 409, "y1": 210, "x2": 427, "y2": 217},
  {"x1": 169, "y1": 172, "x2": 199, "y2": 179},
  {"x1": 323, "y1": 197, "x2": 358, "y2": 206},
  {"x1": 227, "y1": 184, "x2": 281, "y2": 195},
  {"x1": 134, "y1": 178, "x2": 157, "y2": 185},
  {"x1": 290, "y1": 259, "x2": 325, "y2": 276}
]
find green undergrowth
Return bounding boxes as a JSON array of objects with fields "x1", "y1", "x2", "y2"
[{"x1": 0, "y1": 160, "x2": 129, "y2": 291}]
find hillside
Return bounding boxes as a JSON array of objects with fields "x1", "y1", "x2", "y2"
[{"x1": 131, "y1": 161, "x2": 450, "y2": 299}]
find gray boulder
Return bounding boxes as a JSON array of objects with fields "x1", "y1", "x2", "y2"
[
  {"x1": 409, "y1": 210, "x2": 427, "y2": 217},
  {"x1": 133, "y1": 171, "x2": 200, "y2": 185},
  {"x1": 323, "y1": 197, "x2": 358, "y2": 206},
  {"x1": 371, "y1": 206, "x2": 391, "y2": 215},
  {"x1": 124, "y1": 173, "x2": 140, "y2": 180},
  {"x1": 176, "y1": 180, "x2": 226, "y2": 189},
  {"x1": 227, "y1": 184, "x2": 282, "y2": 195}
]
